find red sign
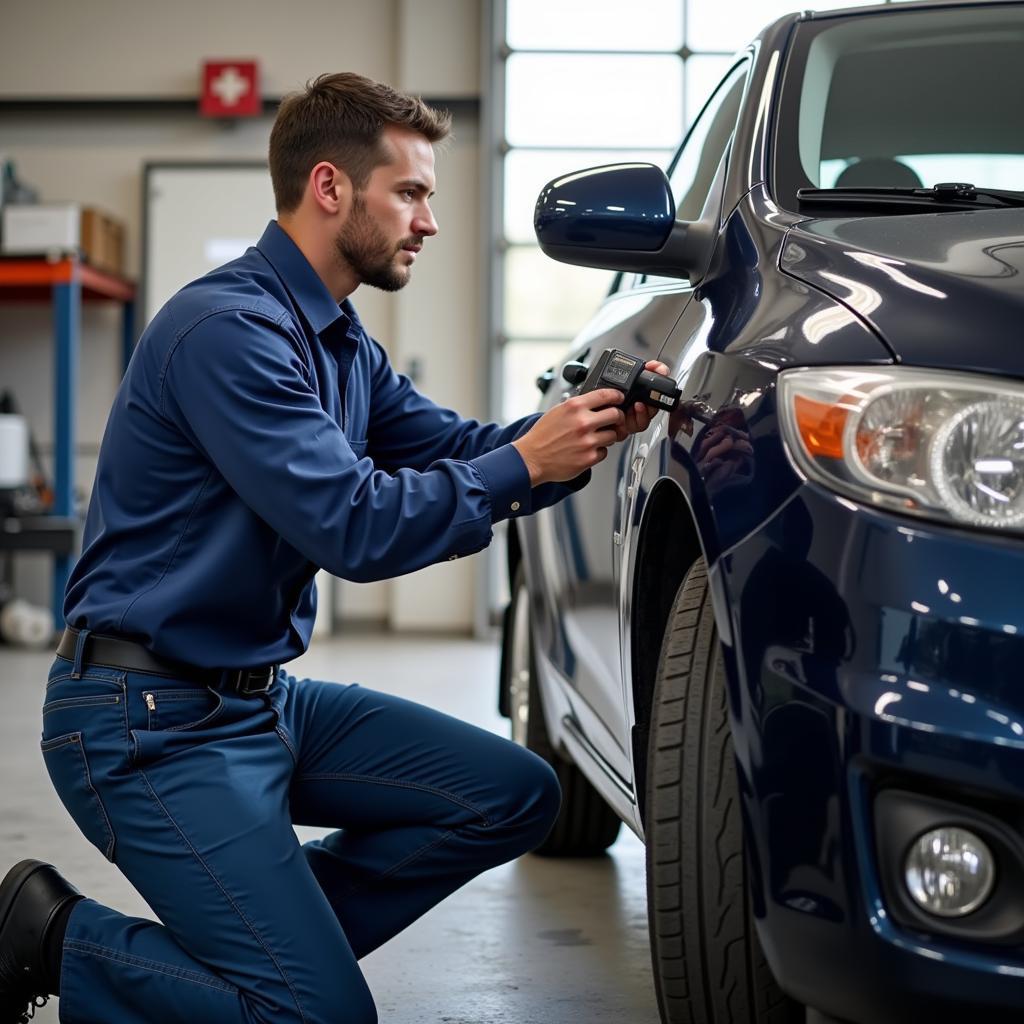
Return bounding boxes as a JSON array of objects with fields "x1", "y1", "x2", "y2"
[{"x1": 200, "y1": 61, "x2": 261, "y2": 118}]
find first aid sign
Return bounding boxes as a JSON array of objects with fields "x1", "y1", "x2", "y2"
[{"x1": 200, "y1": 61, "x2": 261, "y2": 118}]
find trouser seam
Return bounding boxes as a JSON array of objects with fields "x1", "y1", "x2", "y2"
[
  {"x1": 64, "y1": 938, "x2": 238, "y2": 994},
  {"x1": 134, "y1": 768, "x2": 310, "y2": 1024},
  {"x1": 275, "y1": 724, "x2": 298, "y2": 765},
  {"x1": 295, "y1": 772, "x2": 492, "y2": 827},
  {"x1": 334, "y1": 828, "x2": 457, "y2": 904}
]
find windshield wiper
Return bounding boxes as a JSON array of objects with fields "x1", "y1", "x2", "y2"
[{"x1": 798, "y1": 182, "x2": 1024, "y2": 211}]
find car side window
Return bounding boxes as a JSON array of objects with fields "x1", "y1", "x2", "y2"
[
  {"x1": 639, "y1": 59, "x2": 749, "y2": 287},
  {"x1": 671, "y1": 60, "x2": 748, "y2": 221}
]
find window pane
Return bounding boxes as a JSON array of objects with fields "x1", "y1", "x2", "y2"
[
  {"x1": 504, "y1": 148, "x2": 673, "y2": 243},
  {"x1": 671, "y1": 63, "x2": 747, "y2": 220},
  {"x1": 504, "y1": 246, "x2": 613, "y2": 337},
  {"x1": 501, "y1": 339, "x2": 573, "y2": 421},
  {"x1": 642, "y1": 61, "x2": 747, "y2": 286},
  {"x1": 820, "y1": 153, "x2": 1024, "y2": 190},
  {"x1": 507, "y1": 0, "x2": 683, "y2": 51},
  {"x1": 506, "y1": 53, "x2": 683, "y2": 148},
  {"x1": 792, "y1": 7, "x2": 1024, "y2": 190},
  {"x1": 685, "y1": 55, "x2": 736, "y2": 126},
  {"x1": 685, "y1": 0, "x2": 878, "y2": 53},
  {"x1": 900, "y1": 154, "x2": 1024, "y2": 190}
]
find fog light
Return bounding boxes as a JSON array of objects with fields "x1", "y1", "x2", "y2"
[{"x1": 904, "y1": 828, "x2": 996, "y2": 918}]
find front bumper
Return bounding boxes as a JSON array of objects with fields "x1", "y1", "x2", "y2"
[{"x1": 719, "y1": 480, "x2": 1024, "y2": 1023}]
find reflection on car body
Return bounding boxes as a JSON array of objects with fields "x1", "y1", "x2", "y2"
[{"x1": 498, "y1": 3, "x2": 1024, "y2": 1023}]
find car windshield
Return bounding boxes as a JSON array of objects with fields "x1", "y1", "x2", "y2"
[{"x1": 773, "y1": 3, "x2": 1024, "y2": 211}]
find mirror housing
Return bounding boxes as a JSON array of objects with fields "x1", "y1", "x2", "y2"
[{"x1": 533, "y1": 162, "x2": 714, "y2": 283}]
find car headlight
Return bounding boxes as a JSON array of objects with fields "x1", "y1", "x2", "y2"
[{"x1": 777, "y1": 367, "x2": 1024, "y2": 532}]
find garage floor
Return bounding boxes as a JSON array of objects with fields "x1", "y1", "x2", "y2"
[{"x1": 1, "y1": 634, "x2": 660, "y2": 1023}]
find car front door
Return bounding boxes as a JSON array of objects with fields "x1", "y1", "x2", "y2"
[{"x1": 533, "y1": 59, "x2": 753, "y2": 785}]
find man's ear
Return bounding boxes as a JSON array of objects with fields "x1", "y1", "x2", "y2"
[{"x1": 309, "y1": 162, "x2": 353, "y2": 217}]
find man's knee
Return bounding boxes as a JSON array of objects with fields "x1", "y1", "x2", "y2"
[
  {"x1": 262, "y1": 967, "x2": 377, "y2": 1024},
  {"x1": 277, "y1": 1001, "x2": 376, "y2": 1024},
  {"x1": 497, "y1": 749, "x2": 562, "y2": 850},
  {"x1": 315, "y1": 972, "x2": 378, "y2": 1024}
]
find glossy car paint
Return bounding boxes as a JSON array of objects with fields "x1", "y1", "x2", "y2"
[
  {"x1": 534, "y1": 163, "x2": 675, "y2": 251},
  {"x1": 781, "y1": 209, "x2": 1024, "y2": 376},
  {"x1": 513, "y1": 3, "x2": 1024, "y2": 1022}
]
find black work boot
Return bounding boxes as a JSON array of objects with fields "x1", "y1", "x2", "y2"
[{"x1": 0, "y1": 860, "x2": 82, "y2": 1022}]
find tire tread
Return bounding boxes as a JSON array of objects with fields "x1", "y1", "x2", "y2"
[{"x1": 645, "y1": 558, "x2": 801, "y2": 1024}]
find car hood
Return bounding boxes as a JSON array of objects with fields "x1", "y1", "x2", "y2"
[{"x1": 780, "y1": 208, "x2": 1024, "y2": 381}]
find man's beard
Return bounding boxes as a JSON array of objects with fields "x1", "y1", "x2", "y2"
[{"x1": 334, "y1": 195, "x2": 418, "y2": 293}]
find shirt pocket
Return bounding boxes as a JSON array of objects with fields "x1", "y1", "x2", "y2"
[{"x1": 40, "y1": 732, "x2": 116, "y2": 862}]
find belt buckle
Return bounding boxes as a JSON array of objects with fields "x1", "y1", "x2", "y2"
[{"x1": 226, "y1": 666, "x2": 276, "y2": 695}]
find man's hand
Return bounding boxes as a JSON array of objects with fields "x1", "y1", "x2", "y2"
[
  {"x1": 512, "y1": 388, "x2": 625, "y2": 486},
  {"x1": 611, "y1": 360, "x2": 673, "y2": 442}
]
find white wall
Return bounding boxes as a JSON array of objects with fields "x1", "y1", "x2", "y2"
[
  {"x1": 0, "y1": 0, "x2": 487, "y2": 634},
  {"x1": 0, "y1": 0, "x2": 397, "y2": 99}
]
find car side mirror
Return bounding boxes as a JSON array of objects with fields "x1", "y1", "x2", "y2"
[{"x1": 533, "y1": 163, "x2": 715, "y2": 283}]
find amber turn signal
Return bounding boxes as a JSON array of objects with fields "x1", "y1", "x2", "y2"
[{"x1": 793, "y1": 394, "x2": 848, "y2": 460}]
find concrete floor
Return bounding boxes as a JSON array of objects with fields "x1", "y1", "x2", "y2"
[{"x1": 1, "y1": 634, "x2": 660, "y2": 1023}]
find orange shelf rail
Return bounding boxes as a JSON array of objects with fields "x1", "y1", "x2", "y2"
[{"x1": 0, "y1": 257, "x2": 135, "y2": 303}]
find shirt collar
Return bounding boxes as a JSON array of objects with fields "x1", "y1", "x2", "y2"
[{"x1": 256, "y1": 220, "x2": 348, "y2": 337}]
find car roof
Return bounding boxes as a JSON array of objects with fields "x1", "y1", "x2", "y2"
[{"x1": 801, "y1": 0, "x2": 1024, "y2": 21}]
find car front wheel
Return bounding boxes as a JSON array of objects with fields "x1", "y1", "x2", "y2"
[
  {"x1": 503, "y1": 564, "x2": 621, "y2": 857},
  {"x1": 646, "y1": 556, "x2": 803, "y2": 1024}
]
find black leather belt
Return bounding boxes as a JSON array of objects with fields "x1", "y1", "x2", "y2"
[{"x1": 56, "y1": 628, "x2": 276, "y2": 696}]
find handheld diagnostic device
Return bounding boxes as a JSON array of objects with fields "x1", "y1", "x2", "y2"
[{"x1": 562, "y1": 349, "x2": 681, "y2": 413}]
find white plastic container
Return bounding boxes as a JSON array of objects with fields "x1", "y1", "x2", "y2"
[
  {"x1": 1, "y1": 203, "x2": 81, "y2": 256},
  {"x1": 0, "y1": 414, "x2": 28, "y2": 489},
  {"x1": 0, "y1": 599, "x2": 53, "y2": 648}
]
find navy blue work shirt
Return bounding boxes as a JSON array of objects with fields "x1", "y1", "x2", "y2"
[{"x1": 65, "y1": 221, "x2": 587, "y2": 668}]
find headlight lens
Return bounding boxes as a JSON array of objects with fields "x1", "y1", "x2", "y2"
[{"x1": 778, "y1": 367, "x2": 1024, "y2": 532}]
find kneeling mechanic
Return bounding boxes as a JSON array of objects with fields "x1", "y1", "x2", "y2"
[{"x1": 0, "y1": 72, "x2": 668, "y2": 1023}]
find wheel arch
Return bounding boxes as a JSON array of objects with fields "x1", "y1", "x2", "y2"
[
  {"x1": 629, "y1": 477, "x2": 706, "y2": 828},
  {"x1": 506, "y1": 517, "x2": 523, "y2": 586},
  {"x1": 498, "y1": 522, "x2": 525, "y2": 719}
]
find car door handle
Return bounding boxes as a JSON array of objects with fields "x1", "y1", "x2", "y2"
[{"x1": 626, "y1": 445, "x2": 648, "y2": 500}]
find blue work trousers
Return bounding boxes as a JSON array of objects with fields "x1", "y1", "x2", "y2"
[{"x1": 41, "y1": 646, "x2": 560, "y2": 1023}]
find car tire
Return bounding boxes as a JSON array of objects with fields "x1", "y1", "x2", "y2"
[
  {"x1": 504, "y1": 563, "x2": 622, "y2": 857},
  {"x1": 646, "y1": 556, "x2": 803, "y2": 1024}
]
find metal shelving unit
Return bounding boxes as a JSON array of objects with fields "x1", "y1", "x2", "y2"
[{"x1": 0, "y1": 256, "x2": 136, "y2": 626}]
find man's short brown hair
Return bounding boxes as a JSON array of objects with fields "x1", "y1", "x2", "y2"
[{"x1": 269, "y1": 72, "x2": 452, "y2": 214}]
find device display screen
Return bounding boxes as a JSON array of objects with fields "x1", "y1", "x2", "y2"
[{"x1": 603, "y1": 353, "x2": 636, "y2": 387}]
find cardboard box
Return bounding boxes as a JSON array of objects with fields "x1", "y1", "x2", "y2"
[
  {"x1": 80, "y1": 208, "x2": 125, "y2": 276},
  {"x1": 1, "y1": 203, "x2": 125, "y2": 275}
]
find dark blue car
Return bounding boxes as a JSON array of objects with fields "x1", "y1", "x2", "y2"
[{"x1": 498, "y1": 3, "x2": 1024, "y2": 1022}]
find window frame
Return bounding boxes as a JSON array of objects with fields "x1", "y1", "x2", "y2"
[{"x1": 634, "y1": 55, "x2": 752, "y2": 290}]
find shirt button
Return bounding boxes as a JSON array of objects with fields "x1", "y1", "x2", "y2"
[
  {"x1": 448, "y1": 554, "x2": 459, "y2": 561},
  {"x1": 511, "y1": 501, "x2": 521, "y2": 512}
]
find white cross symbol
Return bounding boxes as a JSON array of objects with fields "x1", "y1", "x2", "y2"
[{"x1": 211, "y1": 66, "x2": 250, "y2": 107}]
